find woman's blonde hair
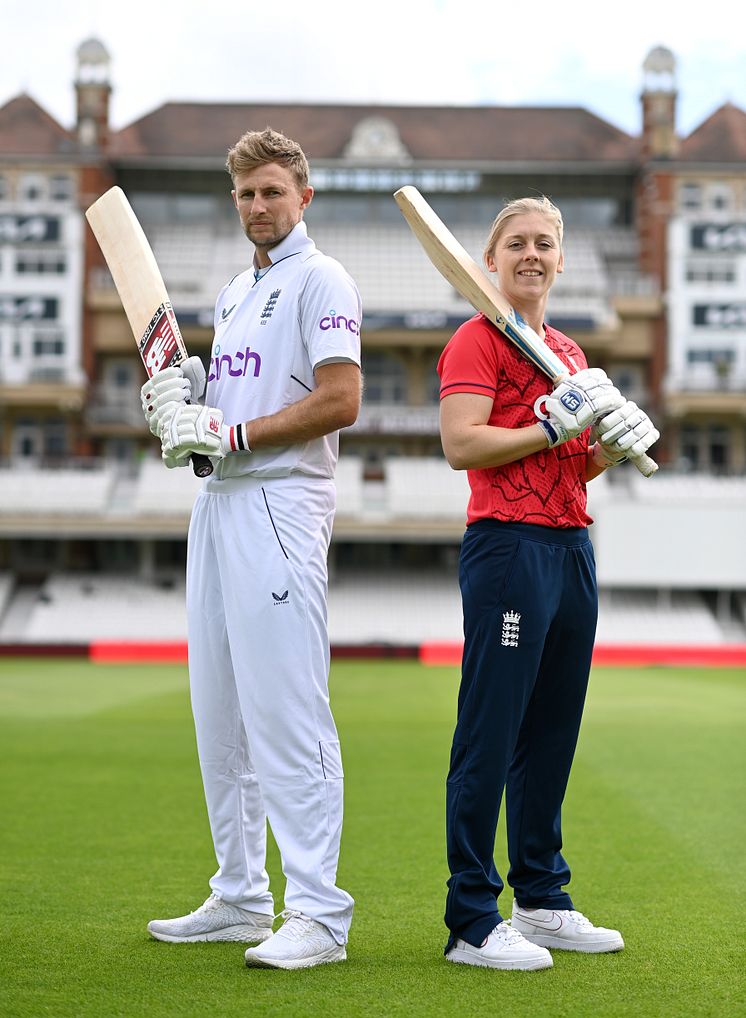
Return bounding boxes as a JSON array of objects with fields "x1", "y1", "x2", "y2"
[{"x1": 483, "y1": 195, "x2": 564, "y2": 263}]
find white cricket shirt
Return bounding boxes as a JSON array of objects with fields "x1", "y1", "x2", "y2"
[{"x1": 206, "y1": 221, "x2": 361, "y2": 479}]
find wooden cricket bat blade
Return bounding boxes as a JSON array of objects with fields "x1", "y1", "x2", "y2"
[{"x1": 85, "y1": 187, "x2": 213, "y2": 478}]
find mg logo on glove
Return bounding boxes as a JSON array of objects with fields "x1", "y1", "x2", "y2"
[
  {"x1": 208, "y1": 414, "x2": 221, "y2": 435},
  {"x1": 559, "y1": 389, "x2": 585, "y2": 413}
]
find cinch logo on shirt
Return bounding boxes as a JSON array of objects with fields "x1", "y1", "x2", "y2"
[
  {"x1": 208, "y1": 345, "x2": 262, "y2": 381},
  {"x1": 319, "y1": 310, "x2": 360, "y2": 335}
]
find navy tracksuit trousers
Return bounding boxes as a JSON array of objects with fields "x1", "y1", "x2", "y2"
[{"x1": 445, "y1": 520, "x2": 598, "y2": 951}]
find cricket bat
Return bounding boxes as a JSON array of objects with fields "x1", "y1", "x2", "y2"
[
  {"x1": 85, "y1": 186, "x2": 213, "y2": 478},
  {"x1": 393, "y1": 185, "x2": 658, "y2": 477}
]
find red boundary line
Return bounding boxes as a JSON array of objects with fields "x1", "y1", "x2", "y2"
[
  {"x1": 0, "y1": 641, "x2": 745, "y2": 667},
  {"x1": 419, "y1": 641, "x2": 746, "y2": 668}
]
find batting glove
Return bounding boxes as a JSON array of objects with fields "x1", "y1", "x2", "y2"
[
  {"x1": 140, "y1": 367, "x2": 190, "y2": 436},
  {"x1": 179, "y1": 355, "x2": 207, "y2": 403},
  {"x1": 140, "y1": 356, "x2": 206, "y2": 437},
  {"x1": 594, "y1": 400, "x2": 660, "y2": 462},
  {"x1": 565, "y1": 368, "x2": 623, "y2": 405},
  {"x1": 534, "y1": 378, "x2": 624, "y2": 448},
  {"x1": 159, "y1": 404, "x2": 227, "y2": 465}
]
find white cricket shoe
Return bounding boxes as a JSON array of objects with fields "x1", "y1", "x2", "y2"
[
  {"x1": 446, "y1": 921, "x2": 553, "y2": 971},
  {"x1": 511, "y1": 902, "x2": 624, "y2": 953},
  {"x1": 147, "y1": 894, "x2": 274, "y2": 943},
  {"x1": 244, "y1": 910, "x2": 346, "y2": 970}
]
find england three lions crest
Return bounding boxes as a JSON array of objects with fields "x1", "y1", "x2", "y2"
[{"x1": 501, "y1": 610, "x2": 521, "y2": 648}]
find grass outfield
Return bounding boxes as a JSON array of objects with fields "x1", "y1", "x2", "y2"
[{"x1": 0, "y1": 658, "x2": 744, "y2": 1018}]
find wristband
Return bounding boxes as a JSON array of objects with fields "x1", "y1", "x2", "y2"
[
  {"x1": 537, "y1": 419, "x2": 560, "y2": 448},
  {"x1": 226, "y1": 423, "x2": 251, "y2": 453}
]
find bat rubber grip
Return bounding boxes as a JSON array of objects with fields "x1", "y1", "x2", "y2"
[
  {"x1": 191, "y1": 453, "x2": 213, "y2": 478},
  {"x1": 632, "y1": 452, "x2": 658, "y2": 477}
]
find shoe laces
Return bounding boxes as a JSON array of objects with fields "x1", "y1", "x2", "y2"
[
  {"x1": 563, "y1": 910, "x2": 594, "y2": 929},
  {"x1": 273, "y1": 909, "x2": 317, "y2": 942},
  {"x1": 195, "y1": 894, "x2": 223, "y2": 914},
  {"x1": 492, "y1": 921, "x2": 524, "y2": 946}
]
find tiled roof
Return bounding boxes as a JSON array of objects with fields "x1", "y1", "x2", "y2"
[
  {"x1": 679, "y1": 103, "x2": 746, "y2": 162},
  {"x1": 108, "y1": 101, "x2": 639, "y2": 164},
  {"x1": 0, "y1": 94, "x2": 77, "y2": 157}
]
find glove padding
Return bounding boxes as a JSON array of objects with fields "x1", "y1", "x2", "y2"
[
  {"x1": 535, "y1": 376, "x2": 625, "y2": 448},
  {"x1": 141, "y1": 367, "x2": 190, "y2": 436},
  {"x1": 140, "y1": 356, "x2": 206, "y2": 436},
  {"x1": 159, "y1": 404, "x2": 227, "y2": 467},
  {"x1": 594, "y1": 400, "x2": 660, "y2": 461}
]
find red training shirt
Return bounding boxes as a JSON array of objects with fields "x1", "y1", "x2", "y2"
[{"x1": 437, "y1": 314, "x2": 593, "y2": 528}]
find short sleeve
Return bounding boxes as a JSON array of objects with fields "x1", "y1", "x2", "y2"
[
  {"x1": 437, "y1": 316, "x2": 501, "y2": 399},
  {"x1": 300, "y1": 257, "x2": 362, "y2": 369}
]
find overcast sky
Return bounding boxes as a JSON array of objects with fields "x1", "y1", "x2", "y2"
[{"x1": 2, "y1": 0, "x2": 745, "y2": 138}]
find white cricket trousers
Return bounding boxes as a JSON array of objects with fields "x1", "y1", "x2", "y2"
[{"x1": 186, "y1": 472, "x2": 354, "y2": 944}]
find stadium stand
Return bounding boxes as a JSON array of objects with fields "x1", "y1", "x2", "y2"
[
  {"x1": 148, "y1": 221, "x2": 630, "y2": 331},
  {"x1": 328, "y1": 570, "x2": 463, "y2": 645},
  {"x1": 385, "y1": 457, "x2": 470, "y2": 519},
  {"x1": 334, "y1": 456, "x2": 366, "y2": 517},
  {"x1": 0, "y1": 464, "x2": 116, "y2": 515},
  {"x1": 0, "y1": 573, "x2": 14, "y2": 620},
  {"x1": 22, "y1": 574, "x2": 188, "y2": 643},
  {"x1": 596, "y1": 590, "x2": 726, "y2": 645},
  {"x1": 132, "y1": 456, "x2": 203, "y2": 515},
  {"x1": 0, "y1": 462, "x2": 743, "y2": 649}
]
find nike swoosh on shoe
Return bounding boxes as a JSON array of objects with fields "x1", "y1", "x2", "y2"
[{"x1": 518, "y1": 913, "x2": 564, "y2": 931}]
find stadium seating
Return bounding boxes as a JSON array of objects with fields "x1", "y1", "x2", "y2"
[
  {"x1": 334, "y1": 456, "x2": 365, "y2": 517},
  {"x1": 384, "y1": 457, "x2": 470, "y2": 519},
  {"x1": 0, "y1": 464, "x2": 116, "y2": 515},
  {"x1": 132, "y1": 456, "x2": 203, "y2": 515},
  {"x1": 596, "y1": 590, "x2": 726, "y2": 645},
  {"x1": 22, "y1": 574, "x2": 188, "y2": 642}
]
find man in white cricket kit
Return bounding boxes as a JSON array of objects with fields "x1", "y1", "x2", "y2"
[{"x1": 140, "y1": 128, "x2": 362, "y2": 970}]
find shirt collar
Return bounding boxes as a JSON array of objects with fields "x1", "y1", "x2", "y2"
[{"x1": 253, "y1": 220, "x2": 315, "y2": 273}]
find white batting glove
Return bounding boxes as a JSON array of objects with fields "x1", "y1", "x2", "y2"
[
  {"x1": 179, "y1": 355, "x2": 207, "y2": 404},
  {"x1": 565, "y1": 368, "x2": 622, "y2": 405},
  {"x1": 535, "y1": 378, "x2": 624, "y2": 448},
  {"x1": 594, "y1": 400, "x2": 660, "y2": 462},
  {"x1": 140, "y1": 367, "x2": 190, "y2": 436},
  {"x1": 159, "y1": 404, "x2": 227, "y2": 465}
]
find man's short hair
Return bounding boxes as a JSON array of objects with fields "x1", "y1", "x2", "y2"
[{"x1": 226, "y1": 127, "x2": 309, "y2": 190}]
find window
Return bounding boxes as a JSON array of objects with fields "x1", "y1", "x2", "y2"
[
  {"x1": 49, "y1": 175, "x2": 73, "y2": 202},
  {"x1": 20, "y1": 174, "x2": 45, "y2": 202},
  {"x1": 686, "y1": 349, "x2": 735, "y2": 366},
  {"x1": 679, "y1": 182, "x2": 702, "y2": 211},
  {"x1": 44, "y1": 419, "x2": 66, "y2": 459},
  {"x1": 15, "y1": 250, "x2": 66, "y2": 274},
  {"x1": 678, "y1": 424, "x2": 732, "y2": 475},
  {"x1": 361, "y1": 352, "x2": 408, "y2": 404},
  {"x1": 32, "y1": 332, "x2": 65, "y2": 357},
  {"x1": 685, "y1": 260, "x2": 736, "y2": 284},
  {"x1": 707, "y1": 182, "x2": 733, "y2": 213}
]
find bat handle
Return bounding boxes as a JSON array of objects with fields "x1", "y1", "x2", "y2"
[
  {"x1": 632, "y1": 452, "x2": 658, "y2": 477},
  {"x1": 191, "y1": 453, "x2": 214, "y2": 478}
]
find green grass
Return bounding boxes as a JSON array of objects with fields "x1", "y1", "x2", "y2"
[{"x1": 0, "y1": 658, "x2": 744, "y2": 1017}]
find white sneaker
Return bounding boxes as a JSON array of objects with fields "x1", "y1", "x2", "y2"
[
  {"x1": 244, "y1": 910, "x2": 346, "y2": 970},
  {"x1": 147, "y1": 894, "x2": 274, "y2": 943},
  {"x1": 446, "y1": 921, "x2": 553, "y2": 971},
  {"x1": 511, "y1": 902, "x2": 624, "y2": 953}
]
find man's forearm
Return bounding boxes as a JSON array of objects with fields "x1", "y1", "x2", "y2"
[{"x1": 245, "y1": 380, "x2": 360, "y2": 450}]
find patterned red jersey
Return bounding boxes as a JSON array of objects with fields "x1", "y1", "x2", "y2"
[{"x1": 437, "y1": 314, "x2": 593, "y2": 528}]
